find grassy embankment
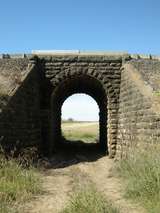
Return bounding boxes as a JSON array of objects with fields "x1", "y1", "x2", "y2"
[
  {"x1": 0, "y1": 151, "x2": 41, "y2": 213},
  {"x1": 116, "y1": 144, "x2": 160, "y2": 213}
]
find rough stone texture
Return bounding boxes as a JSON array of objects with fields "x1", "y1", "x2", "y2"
[
  {"x1": 0, "y1": 59, "x2": 41, "y2": 152},
  {"x1": 0, "y1": 53, "x2": 160, "y2": 158},
  {"x1": 116, "y1": 59, "x2": 160, "y2": 158},
  {"x1": 40, "y1": 55, "x2": 122, "y2": 157},
  {"x1": 0, "y1": 58, "x2": 31, "y2": 108},
  {"x1": 0, "y1": 54, "x2": 123, "y2": 157},
  {"x1": 130, "y1": 59, "x2": 160, "y2": 91}
]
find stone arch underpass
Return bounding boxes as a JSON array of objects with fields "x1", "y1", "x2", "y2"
[
  {"x1": 39, "y1": 54, "x2": 123, "y2": 157},
  {"x1": 51, "y1": 74, "x2": 108, "y2": 153},
  {"x1": 1, "y1": 52, "x2": 160, "y2": 159},
  {"x1": 4, "y1": 52, "x2": 160, "y2": 158}
]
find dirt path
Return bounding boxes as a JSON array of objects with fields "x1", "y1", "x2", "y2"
[{"x1": 22, "y1": 153, "x2": 146, "y2": 213}]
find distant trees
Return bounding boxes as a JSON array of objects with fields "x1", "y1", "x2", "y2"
[
  {"x1": 68, "y1": 118, "x2": 74, "y2": 122},
  {"x1": 62, "y1": 118, "x2": 74, "y2": 123}
]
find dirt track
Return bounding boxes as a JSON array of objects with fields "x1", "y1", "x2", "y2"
[{"x1": 23, "y1": 154, "x2": 145, "y2": 213}]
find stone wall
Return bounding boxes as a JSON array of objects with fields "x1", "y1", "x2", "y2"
[
  {"x1": 116, "y1": 59, "x2": 160, "y2": 158},
  {"x1": 38, "y1": 54, "x2": 123, "y2": 157},
  {"x1": 0, "y1": 58, "x2": 41, "y2": 153},
  {"x1": 0, "y1": 54, "x2": 123, "y2": 157},
  {"x1": 1, "y1": 53, "x2": 160, "y2": 158},
  {"x1": 0, "y1": 58, "x2": 30, "y2": 109}
]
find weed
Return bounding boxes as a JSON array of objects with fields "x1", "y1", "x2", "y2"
[
  {"x1": 116, "y1": 144, "x2": 160, "y2": 213},
  {"x1": 153, "y1": 91, "x2": 160, "y2": 96},
  {"x1": 0, "y1": 150, "x2": 41, "y2": 212},
  {"x1": 61, "y1": 185, "x2": 119, "y2": 213}
]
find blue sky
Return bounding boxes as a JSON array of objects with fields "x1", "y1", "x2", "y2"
[
  {"x1": 1, "y1": 0, "x2": 160, "y2": 54},
  {"x1": 1, "y1": 0, "x2": 160, "y2": 120}
]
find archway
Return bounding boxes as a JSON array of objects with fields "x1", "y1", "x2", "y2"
[
  {"x1": 50, "y1": 74, "x2": 108, "y2": 155},
  {"x1": 61, "y1": 93, "x2": 99, "y2": 144}
]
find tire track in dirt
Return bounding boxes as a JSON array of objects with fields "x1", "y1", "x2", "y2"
[{"x1": 23, "y1": 156, "x2": 146, "y2": 213}]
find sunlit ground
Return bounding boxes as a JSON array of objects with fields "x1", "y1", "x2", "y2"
[{"x1": 62, "y1": 121, "x2": 99, "y2": 143}]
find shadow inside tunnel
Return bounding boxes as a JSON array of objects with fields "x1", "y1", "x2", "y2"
[{"x1": 41, "y1": 139, "x2": 107, "y2": 169}]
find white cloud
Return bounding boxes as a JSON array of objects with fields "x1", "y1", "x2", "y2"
[{"x1": 62, "y1": 94, "x2": 99, "y2": 121}]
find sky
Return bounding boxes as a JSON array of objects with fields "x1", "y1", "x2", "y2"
[
  {"x1": 0, "y1": 0, "x2": 160, "y2": 120},
  {"x1": 62, "y1": 94, "x2": 99, "y2": 121},
  {"x1": 1, "y1": 0, "x2": 160, "y2": 54}
]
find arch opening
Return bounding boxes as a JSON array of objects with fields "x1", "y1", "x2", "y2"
[
  {"x1": 50, "y1": 74, "x2": 108, "y2": 155},
  {"x1": 61, "y1": 94, "x2": 99, "y2": 144}
]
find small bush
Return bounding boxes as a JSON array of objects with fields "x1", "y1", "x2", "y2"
[
  {"x1": 116, "y1": 144, "x2": 160, "y2": 212},
  {"x1": 61, "y1": 185, "x2": 119, "y2": 213}
]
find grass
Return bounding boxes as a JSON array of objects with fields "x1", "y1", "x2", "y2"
[
  {"x1": 62, "y1": 122, "x2": 98, "y2": 142},
  {"x1": 63, "y1": 131, "x2": 97, "y2": 142},
  {"x1": 153, "y1": 91, "x2": 160, "y2": 96},
  {"x1": 62, "y1": 167, "x2": 120, "y2": 213},
  {"x1": 61, "y1": 185, "x2": 119, "y2": 213},
  {"x1": 116, "y1": 144, "x2": 160, "y2": 213},
  {"x1": 0, "y1": 154, "x2": 41, "y2": 213}
]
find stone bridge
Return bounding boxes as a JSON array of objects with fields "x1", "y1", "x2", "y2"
[{"x1": 0, "y1": 51, "x2": 160, "y2": 158}]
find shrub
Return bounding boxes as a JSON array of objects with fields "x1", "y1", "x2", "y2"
[{"x1": 116, "y1": 144, "x2": 160, "y2": 212}]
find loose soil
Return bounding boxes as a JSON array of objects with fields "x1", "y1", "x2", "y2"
[{"x1": 23, "y1": 154, "x2": 145, "y2": 213}]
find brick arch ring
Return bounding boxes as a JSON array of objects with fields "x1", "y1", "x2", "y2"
[{"x1": 49, "y1": 67, "x2": 118, "y2": 158}]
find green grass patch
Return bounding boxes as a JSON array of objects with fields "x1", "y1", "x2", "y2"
[
  {"x1": 61, "y1": 185, "x2": 119, "y2": 213},
  {"x1": 116, "y1": 144, "x2": 160, "y2": 213},
  {"x1": 62, "y1": 122, "x2": 98, "y2": 143},
  {"x1": 153, "y1": 91, "x2": 160, "y2": 96},
  {"x1": 63, "y1": 131, "x2": 97, "y2": 142},
  {"x1": 0, "y1": 155, "x2": 41, "y2": 212}
]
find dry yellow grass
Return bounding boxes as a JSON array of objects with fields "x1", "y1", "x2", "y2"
[{"x1": 62, "y1": 122, "x2": 99, "y2": 142}]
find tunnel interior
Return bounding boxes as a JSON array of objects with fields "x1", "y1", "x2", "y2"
[{"x1": 50, "y1": 74, "x2": 108, "y2": 155}]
